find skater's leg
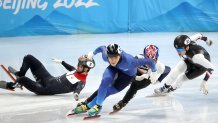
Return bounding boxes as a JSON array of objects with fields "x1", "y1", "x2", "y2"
[
  {"x1": 122, "y1": 79, "x2": 150, "y2": 103},
  {"x1": 185, "y1": 66, "x2": 206, "y2": 80},
  {"x1": 171, "y1": 61, "x2": 207, "y2": 89},
  {"x1": 112, "y1": 72, "x2": 134, "y2": 91},
  {"x1": 154, "y1": 60, "x2": 187, "y2": 94},
  {"x1": 94, "y1": 66, "x2": 117, "y2": 106},
  {"x1": 112, "y1": 79, "x2": 150, "y2": 111},
  {"x1": 87, "y1": 72, "x2": 134, "y2": 116},
  {"x1": 87, "y1": 97, "x2": 97, "y2": 108},
  {"x1": 85, "y1": 90, "x2": 98, "y2": 103},
  {"x1": 75, "y1": 66, "x2": 117, "y2": 114},
  {"x1": 17, "y1": 76, "x2": 44, "y2": 95},
  {"x1": 17, "y1": 55, "x2": 52, "y2": 81},
  {"x1": 76, "y1": 90, "x2": 98, "y2": 108},
  {"x1": 158, "y1": 66, "x2": 171, "y2": 82},
  {"x1": 87, "y1": 87, "x2": 117, "y2": 108},
  {"x1": 164, "y1": 60, "x2": 187, "y2": 86},
  {"x1": 87, "y1": 87, "x2": 118, "y2": 116},
  {"x1": 172, "y1": 74, "x2": 188, "y2": 89},
  {"x1": 93, "y1": 71, "x2": 133, "y2": 106}
]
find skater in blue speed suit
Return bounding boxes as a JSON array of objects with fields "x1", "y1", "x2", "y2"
[{"x1": 73, "y1": 44, "x2": 157, "y2": 116}]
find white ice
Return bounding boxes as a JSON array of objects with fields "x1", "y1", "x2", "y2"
[{"x1": 0, "y1": 32, "x2": 218, "y2": 123}]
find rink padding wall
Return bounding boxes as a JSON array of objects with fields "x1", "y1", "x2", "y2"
[{"x1": 0, "y1": 0, "x2": 218, "y2": 37}]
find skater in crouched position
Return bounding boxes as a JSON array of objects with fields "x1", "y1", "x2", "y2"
[
  {"x1": 0, "y1": 54, "x2": 95, "y2": 100},
  {"x1": 71, "y1": 43, "x2": 157, "y2": 116},
  {"x1": 75, "y1": 45, "x2": 171, "y2": 113},
  {"x1": 112, "y1": 45, "x2": 171, "y2": 112},
  {"x1": 154, "y1": 33, "x2": 214, "y2": 95}
]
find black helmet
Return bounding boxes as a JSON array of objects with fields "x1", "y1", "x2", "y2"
[
  {"x1": 78, "y1": 55, "x2": 95, "y2": 69},
  {"x1": 174, "y1": 35, "x2": 191, "y2": 49},
  {"x1": 106, "y1": 44, "x2": 122, "y2": 57}
]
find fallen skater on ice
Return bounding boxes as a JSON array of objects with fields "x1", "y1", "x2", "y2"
[{"x1": 0, "y1": 54, "x2": 95, "y2": 101}]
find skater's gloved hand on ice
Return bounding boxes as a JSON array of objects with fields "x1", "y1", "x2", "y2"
[
  {"x1": 52, "y1": 58, "x2": 63, "y2": 64},
  {"x1": 87, "y1": 52, "x2": 94, "y2": 59},
  {"x1": 200, "y1": 80, "x2": 208, "y2": 95},
  {"x1": 135, "y1": 74, "x2": 149, "y2": 81},
  {"x1": 150, "y1": 71, "x2": 158, "y2": 84}
]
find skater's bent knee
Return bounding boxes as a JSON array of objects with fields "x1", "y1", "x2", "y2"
[{"x1": 24, "y1": 54, "x2": 34, "y2": 60}]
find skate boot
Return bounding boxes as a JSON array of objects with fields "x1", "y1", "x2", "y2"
[
  {"x1": 76, "y1": 101, "x2": 87, "y2": 107},
  {"x1": 88, "y1": 104, "x2": 102, "y2": 116},
  {"x1": 154, "y1": 83, "x2": 173, "y2": 95},
  {"x1": 8, "y1": 66, "x2": 24, "y2": 90},
  {"x1": 8, "y1": 66, "x2": 20, "y2": 79},
  {"x1": 113, "y1": 100, "x2": 127, "y2": 111},
  {"x1": 73, "y1": 103, "x2": 90, "y2": 114},
  {"x1": 0, "y1": 81, "x2": 20, "y2": 91},
  {"x1": 5, "y1": 81, "x2": 22, "y2": 90}
]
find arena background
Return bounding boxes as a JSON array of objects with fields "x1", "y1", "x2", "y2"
[{"x1": 0, "y1": 0, "x2": 218, "y2": 123}]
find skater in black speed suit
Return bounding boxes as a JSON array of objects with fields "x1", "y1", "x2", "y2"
[
  {"x1": 154, "y1": 33, "x2": 214, "y2": 95},
  {"x1": 75, "y1": 45, "x2": 171, "y2": 112},
  {"x1": 0, "y1": 54, "x2": 95, "y2": 100}
]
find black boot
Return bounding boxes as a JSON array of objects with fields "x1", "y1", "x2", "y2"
[
  {"x1": 8, "y1": 66, "x2": 22, "y2": 79},
  {"x1": 113, "y1": 100, "x2": 127, "y2": 111},
  {"x1": 7, "y1": 81, "x2": 23, "y2": 90}
]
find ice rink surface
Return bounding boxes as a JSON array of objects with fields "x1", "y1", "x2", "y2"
[{"x1": 0, "y1": 32, "x2": 218, "y2": 123}]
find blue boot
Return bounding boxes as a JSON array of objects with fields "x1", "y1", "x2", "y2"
[{"x1": 88, "y1": 104, "x2": 102, "y2": 116}]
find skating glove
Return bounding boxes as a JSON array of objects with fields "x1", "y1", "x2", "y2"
[
  {"x1": 73, "y1": 93, "x2": 79, "y2": 101},
  {"x1": 135, "y1": 74, "x2": 149, "y2": 81},
  {"x1": 200, "y1": 80, "x2": 208, "y2": 95},
  {"x1": 52, "y1": 58, "x2": 62, "y2": 64},
  {"x1": 201, "y1": 36, "x2": 213, "y2": 46},
  {"x1": 205, "y1": 39, "x2": 213, "y2": 46},
  {"x1": 87, "y1": 51, "x2": 94, "y2": 59},
  {"x1": 150, "y1": 71, "x2": 158, "y2": 84}
]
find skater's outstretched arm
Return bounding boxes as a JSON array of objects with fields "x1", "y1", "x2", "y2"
[
  {"x1": 61, "y1": 61, "x2": 76, "y2": 71},
  {"x1": 87, "y1": 46, "x2": 108, "y2": 62},
  {"x1": 52, "y1": 58, "x2": 75, "y2": 71},
  {"x1": 190, "y1": 33, "x2": 213, "y2": 46}
]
